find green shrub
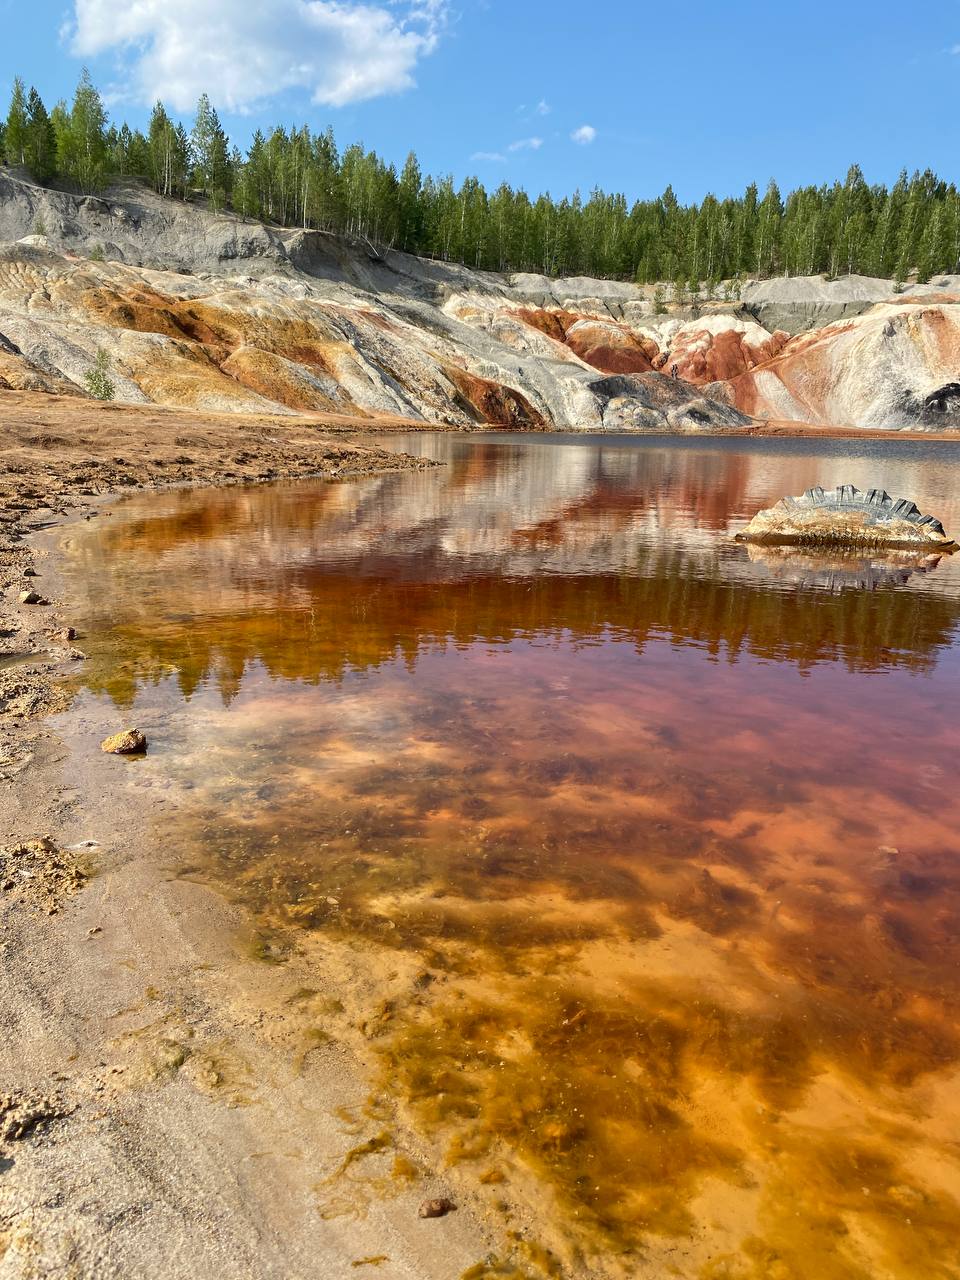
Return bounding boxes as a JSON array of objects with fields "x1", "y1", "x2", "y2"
[{"x1": 83, "y1": 348, "x2": 116, "y2": 401}]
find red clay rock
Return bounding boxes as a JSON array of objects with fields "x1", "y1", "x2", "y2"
[
  {"x1": 667, "y1": 319, "x2": 790, "y2": 384},
  {"x1": 445, "y1": 366, "x2": 545, "y2": 428},
  {"x1": 722, "y1": 303, "x2": 960, "y2": 427},
  {"x1": 514, "y1": 307, "x2": 577, "y2": 342},
  {"x1": 515, "y1": 310, "x2": 660, "y2": 374},
  {"x1": 563, "y1": 319, "x2": 659, "y2": 374}
]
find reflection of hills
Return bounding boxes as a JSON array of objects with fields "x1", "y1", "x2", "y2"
[
  {"x1": 72, "y1": 437, "x2": 960, "y2": 581},
  {"x1": 60, "y1": 438, "x2": 960, "y2": 702}
]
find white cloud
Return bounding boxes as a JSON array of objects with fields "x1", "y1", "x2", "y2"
[
  {"x1": 471, "y1": 150, "x2": 506, "y2": 163},
  {"x1": 571, "y1": 124, "x2": 597, "y2": 145},
  {"x1": 535, "y1": 98, "x2": 550, "y2": 116},
  {"x1": 507, "y1": 136, "x2": 543, "y2": 152},
  {"x1": 66, "y1": 0, "x2": 449, "y2": 111}
]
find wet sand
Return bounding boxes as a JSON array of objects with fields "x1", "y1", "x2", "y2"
[{"x1": 0, "y1": 400, "x2": 497, "y2": 1278}]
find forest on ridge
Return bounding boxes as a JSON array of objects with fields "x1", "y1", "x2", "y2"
[{"x1": 2, "y1": 71, "x2": 959, "y2": 290}]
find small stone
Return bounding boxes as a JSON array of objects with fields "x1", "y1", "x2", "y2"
[
  {"x1": 23, "y1": 568, "x2": 37, "y2": 578},
  {"x1": 18, "y1": 590, "x2": 41, "y2": 604},
  {"x1": 418, "y1": 1197, "x2": 456, "y2": 1219},
  {"x1": 100, "y1": 728, "x2": 147, "y2": 755},
  {"x1": 61, "y1": 627, "x2": 77, "y2": 641}
]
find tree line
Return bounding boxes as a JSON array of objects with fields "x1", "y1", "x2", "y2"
[{"x1": 2, "y1": 71, "x2": 958, "y2": 288}]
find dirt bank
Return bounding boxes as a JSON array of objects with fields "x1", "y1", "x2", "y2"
[{"x1": 0, "y1": 396, "x2": 502, "y2": 1279}]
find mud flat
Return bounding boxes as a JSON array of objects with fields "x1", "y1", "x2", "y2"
[{"x1": 0, "y1": 397, "x2": 498, "y2": 1279}]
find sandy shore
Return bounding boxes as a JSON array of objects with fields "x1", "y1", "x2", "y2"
[{"x1": 0, "y1": 395, "x2": 500, "y2": 1279}]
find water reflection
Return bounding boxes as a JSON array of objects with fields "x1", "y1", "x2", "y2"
[
  {"x1": 56, "y1": 435, "x2": 960, "y2": 1279},
  {"x1": 743, "y1": 545, "x2": 949, "y2": 592},
  {"x1": 62, "y1": 438, "x2": 960, "y2": 696}
]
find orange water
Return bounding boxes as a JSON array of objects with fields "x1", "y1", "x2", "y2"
[{"x1": 55, "y1": 435, "x2": 960, "y2": 1278}]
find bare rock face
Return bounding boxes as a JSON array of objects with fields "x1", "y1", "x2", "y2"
[
  {"x1": 591, "y1": 372, "x2": 751, "y2": 431},
  {"x1": 737, "y1": 485, "x2": 957, "y2": 549},
  {"x1": 724, "y1": 303, "x2": 960, "y2": 429},
  {"x1": 101, "y1": 728, "x2": 148, "y2": 754},
  {"x1": 1, "y1": 171, "x2": 958, "y2": 432},
  {"x1": 665, "y1": 316, "x2": 790, "y2": 383}
]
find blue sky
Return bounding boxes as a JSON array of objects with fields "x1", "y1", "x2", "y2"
[{"x1": 1, "y1": 0, "x2": 958, "y2": 204}]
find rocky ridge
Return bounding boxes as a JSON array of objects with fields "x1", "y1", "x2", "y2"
[{"x1": 0, "y1": 170, "x2": 958, "y2": 430}]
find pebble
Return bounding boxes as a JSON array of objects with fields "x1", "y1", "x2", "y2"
[
  {"x1": 100, "y1": 728, "x2": 148, "y2": 755},
  {"x1": 418, "y1": 1197, "x2": 456, "y2": 1219},
  {"x1": 18, "y1": 590, "x2": 42, "y2": 605}
]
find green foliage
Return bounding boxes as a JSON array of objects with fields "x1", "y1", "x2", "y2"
[
  {"x1": 190, "y1": 93, "x2": 231, "y2": 210},
  {"x1": 83, "y1": 348, "x2": 115, "y2": 400},
  {"x1": 24, "y1": 87, "x2": 56, "y2": 181},
  {"x1": 32, "y1": 214, "x2": 47, "y2": 236},
  {"x1": 51, "y1": 69, "x2": 108, "y2": 193},
  {"x1": 652, "y1": 284, "x2": 666, "y2": 315},
  {"x1": 148, "y1": 101, "x2": 188, "y2": 198},
  {"x1": 107, "y1": 121, "x2": 150, "y2": 177},
  {"x1": 5, "y1": 77, "x2": 27, "y2": 167},
  {"x1": 88, "y1": 242, "x2": 105, "y2": 261},
  {"x1": 6, "y1": 72, "x2": 960, "y2": 285}
]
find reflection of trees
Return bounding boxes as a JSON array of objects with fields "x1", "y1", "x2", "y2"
[{"x1": 78, "y1": 552, "x2": 960, "y2": 707}]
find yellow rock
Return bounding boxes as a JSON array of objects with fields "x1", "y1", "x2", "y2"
[{"x1": 100, "y1": 728, "x2": 147, "y2": 755}]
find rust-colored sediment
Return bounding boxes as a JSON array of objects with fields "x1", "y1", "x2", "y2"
[
  {"x1": 444, "y1": 366, "x2": 546, "y2": 428},
  {"x1": 53, "y1": 461, "x2": 960, "y2": 1279}
]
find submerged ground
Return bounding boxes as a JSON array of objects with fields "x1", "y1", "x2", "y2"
[{"x1": 2, "y1": 431, "x2": 960, "y2": 1278}]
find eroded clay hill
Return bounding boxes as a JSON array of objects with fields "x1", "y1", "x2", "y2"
[{"x1": 0, "y1": 171, "x2": 958, "y2": 430}]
